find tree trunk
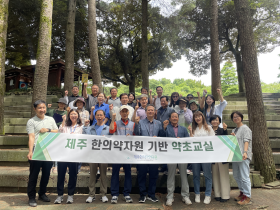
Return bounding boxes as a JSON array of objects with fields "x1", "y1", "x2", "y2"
[
  {"x1": 129, "y1": 76, "x2": 135, "y2": 93},
  {"x1": 141, "y1": 0, "x2": 149, "y2": 89},
  {"x1": 234, "y1": 0, "x2": 276, "y2": 183},
  {"x1": 210, "y1": 0, "x2": 221, "y2": 99},
  {"x1": 235, "y1": 51, "x2": 246, "y2": 93},
  {"x1": 64, "y1": 0, "x2": 76, "y2": 92},
  {"x1": 0, "y1": 0, "x2": 9, "y2": 135},
  {"x1": 31, "y1": 0, "x2": 53, "y2": 116},
  {"x1": 88, "y1": 0, "x2": 102, "y2": 91}
]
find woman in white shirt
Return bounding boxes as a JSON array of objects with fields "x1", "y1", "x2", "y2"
[
  {"x1": 188, "y1": 111, "x2": 215, "y2": 205},
  {"x1": 54, "y1": 109, "x2": 88, "y2": 205}
]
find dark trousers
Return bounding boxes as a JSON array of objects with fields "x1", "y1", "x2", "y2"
[
  {"x1": 57, "y1": 162, "x2": 78, "y2": 196},
  {"x1": 137, "y1": 164, "x2": 159, "y2": 197},
  {"x1": 111, "y1": 164, "x2": 132, "y2": 197},
  {"x1": 27, "y1": 160, "x2": 53, "y2": 199}
]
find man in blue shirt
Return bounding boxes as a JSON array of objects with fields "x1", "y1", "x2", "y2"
[{"x1": 134, "y1": 104, "x2": 164, "y2": 203}]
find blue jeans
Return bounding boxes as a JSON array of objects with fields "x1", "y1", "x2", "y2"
[
  {"x1": 111, "y1": 164, "x2": 132, "y2": 197},
  {"x1": 232, "y1": 159, "x2": 251, "y2": 198},
  {"x1": 192, "y1": 163, "x2": 212, "y2": 196},
  {"x1": 138, "y1": 164, "x2": 159, "y2": 197}
]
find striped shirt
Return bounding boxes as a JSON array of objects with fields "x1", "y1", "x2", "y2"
[
  {"x1": 26, "y1": 115, "x2": 58, "y2": 145},
  {"x1": 232, "y1": 125, "x2": 252, "y2": 160}
]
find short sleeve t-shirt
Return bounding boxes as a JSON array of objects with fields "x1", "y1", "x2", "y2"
[{"x1": 26, "y1": 115, "x2": 58, "y2": 146}]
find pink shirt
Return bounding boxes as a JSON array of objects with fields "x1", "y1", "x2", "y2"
[
  {"x1": 59, "y1": 124, "x2": 83, "y2": 134},
  {"x1": 172, "y1": 124, "x2": 179, "y2": 137}
]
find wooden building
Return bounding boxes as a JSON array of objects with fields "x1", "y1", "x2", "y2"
[{"x1": 5, "y1": 59, "x2": 92, "y2": 91}]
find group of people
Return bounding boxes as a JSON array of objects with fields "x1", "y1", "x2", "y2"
[{"x1": 26, "y1": 84, "x2": 252, "y2": 207}]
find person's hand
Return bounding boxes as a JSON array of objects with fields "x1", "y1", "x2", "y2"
[
  {"x1": 188, "y1": 125, "x2": 192, "y2": 133},
  {"x1": 135, "y1": 116, "x2": 140, "y2": 124},
  {"x1": 65, "y1": 90, "x2": 68, "y2": 96},
  {"x1": 48, "y1": 104, "x2": 52, "y2": 108},
  {"x1": 126, "y1": 133, "x2": 130, "y2": 136},
  {"x1": 163, "y1": 120, "x2": 169, "y2": 130},
  {"x1": 112, "y1": 113, "x2": 116, "y2": 121},
  {"x1": 223, "y1": 122, "x2": 227, "y2": 130},
  {"x1": 135, "y1": 101, "x2": 139, "y2": 111},
  {"x1": 177, "y1": 137, "x2": 180, "y2": 138},
  {"x1": 149, "y1": 89, "x2": 152, "y2": 94},
  {"x1": 62, "y1": 114, "x2": 67, "y2": 121},
  {"x1": 91, "y1": 106, "x2": 95, "y2": 112},
  {"x1": 203, "y1": 89, "x2": 207, "y2": 97},
  {"x1": 197, "y1": 91, "x2": 200, "y2": 96},
  {"x1": 66, "y1": 107, "x2": 71, "y2": 113},
  {"x1": 27, "y1": 152, "x2": 33, "y2": 160},
  {"x1": 154, "y1": 95, "x2": 157, "y2": 99},
  {"x1": 107, "y1": 95, "x2": 110, "y2": 100},
  {"x1": 243, "y1": 152, "x2": 247, "y2": 160},
  {"x1": 85, "y1": 119, "x2": 90, "y2": 126},
  {"x1": 84, "y1": 83, "x2": 88, "y2": 87},
  {"x1": 40, "y1": 128, "x2": 49, "y2": 133},
  {"x1": 153, "y1": 136, "x2": 157, "y2": 137},
  {"x1": 217, "y1": 88, "x2": 222, "y2": 94},
  {"x1": 183, "y1": 107, "x2": 187, "y2": 112},
  {"x1": 109, "y1": 104, "x2": 114, "y2": 110},
  {"x1": 231, "y1": 132, "x2": 236, "y2": 136}
]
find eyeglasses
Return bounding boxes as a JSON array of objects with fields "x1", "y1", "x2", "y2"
[
  {"x1": 172, "y1": 95, "x2": 179, "y2": 98},
  {"x1": 187, "y1": 97, "x2": 193, "y2": 99}
]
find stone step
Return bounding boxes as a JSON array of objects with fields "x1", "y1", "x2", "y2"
[
  {"x1": 226, "y1": 128, "x2": 280, "y2": 138},
  {"x1": 4, "y1": 118, "x2": 29, "y2": 126},
  {"x1": 0, "y1": 136, "x2": 28, "y2": 146},
  {"x1": 4, "y1": 112, "x2": 32, "y2": 118},
  {"x1": 0, "y1": 166, "x2": 264, "y2": 190},
  {"x1": 4, "y1": 106, "x2": 31, "y2": 111},
  {"x1": 4, "y1": 97, "x2": 57, "y2": 103}
]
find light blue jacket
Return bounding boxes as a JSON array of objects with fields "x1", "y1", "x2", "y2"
[{"x1": 83, "y1": 124, "x2": 111, "y2": 136}]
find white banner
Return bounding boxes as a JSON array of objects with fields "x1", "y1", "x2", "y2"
[{"x1": 32, "y1": 132, "x2": 243, "y2": 163}]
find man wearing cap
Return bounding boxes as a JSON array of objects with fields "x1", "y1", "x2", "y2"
[
  {"x1": 109, "y1": 105, "x2": 134, "y2": 204},
  {"x1": 174, "y1": 98, "x2": 193, "y2": 129},
  {"x1": 73, "y1": 97, "x2": 89, "y2": 126},
  {"x1": 109, "y1": 93, "x2": 134, "y2": 121},
  {"x1": 64, "y1": 86, "x2": 81, "y2": 109},
  {"x1": 83, "y1": 83, "x2": 99, "y2": 112},
  {"x1": 132, "y1": 94, "x2": 148, "y2": 122},
  {"x1": 157, "y1": 96, "x2": 174, "y2": 123}
]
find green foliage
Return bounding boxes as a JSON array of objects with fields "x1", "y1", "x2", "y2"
[
  {"x1": 221, "y1": 61, "x2": 239, "y2": 96},
  {"x1": 104, "y1": 78, "x2": 211, "y2": 97},
  {"x1": 261, "y1": 82, "x2": 280, "y2": 93}
]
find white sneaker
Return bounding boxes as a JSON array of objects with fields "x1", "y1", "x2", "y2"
[
  {"x1": 54, "y1": 195, "x2": 63, "y2": 204},
  {"x1": 101, "y1": 196, "x2": 108, "y2": 203},
  {"x1": 195, "y1": 194, "x2": 200, "y2": 203},
  {"x1": 166, "y1": 198, "x2": 174, "y2": 206},
  {"x1": 66, "y1": 195, "x2": 73, "y2": 204},
  {"x1": 111, "y1": 196, "x2": 118, "y2": 204},
  {"x1": 182, "y1": 196, "x2": 192, "y2": 205},
  {"x1": 204, "y1": 195, "x2": 211, "y2": 204},
  {"x1": 86, "y1": 196, "x2": 95, "y2": 203}
]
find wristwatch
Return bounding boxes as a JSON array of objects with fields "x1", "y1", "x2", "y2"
[
  {"x1": 48, "y1": 129, "x2": 51, "y2": 132},
  {"x1": 244, "y1": 151, "x2": 247, "y2": 154}
]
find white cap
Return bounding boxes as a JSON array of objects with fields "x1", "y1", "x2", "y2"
[{"x1": 120, "y1": 105, "x2": 130, "y2": 111}]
